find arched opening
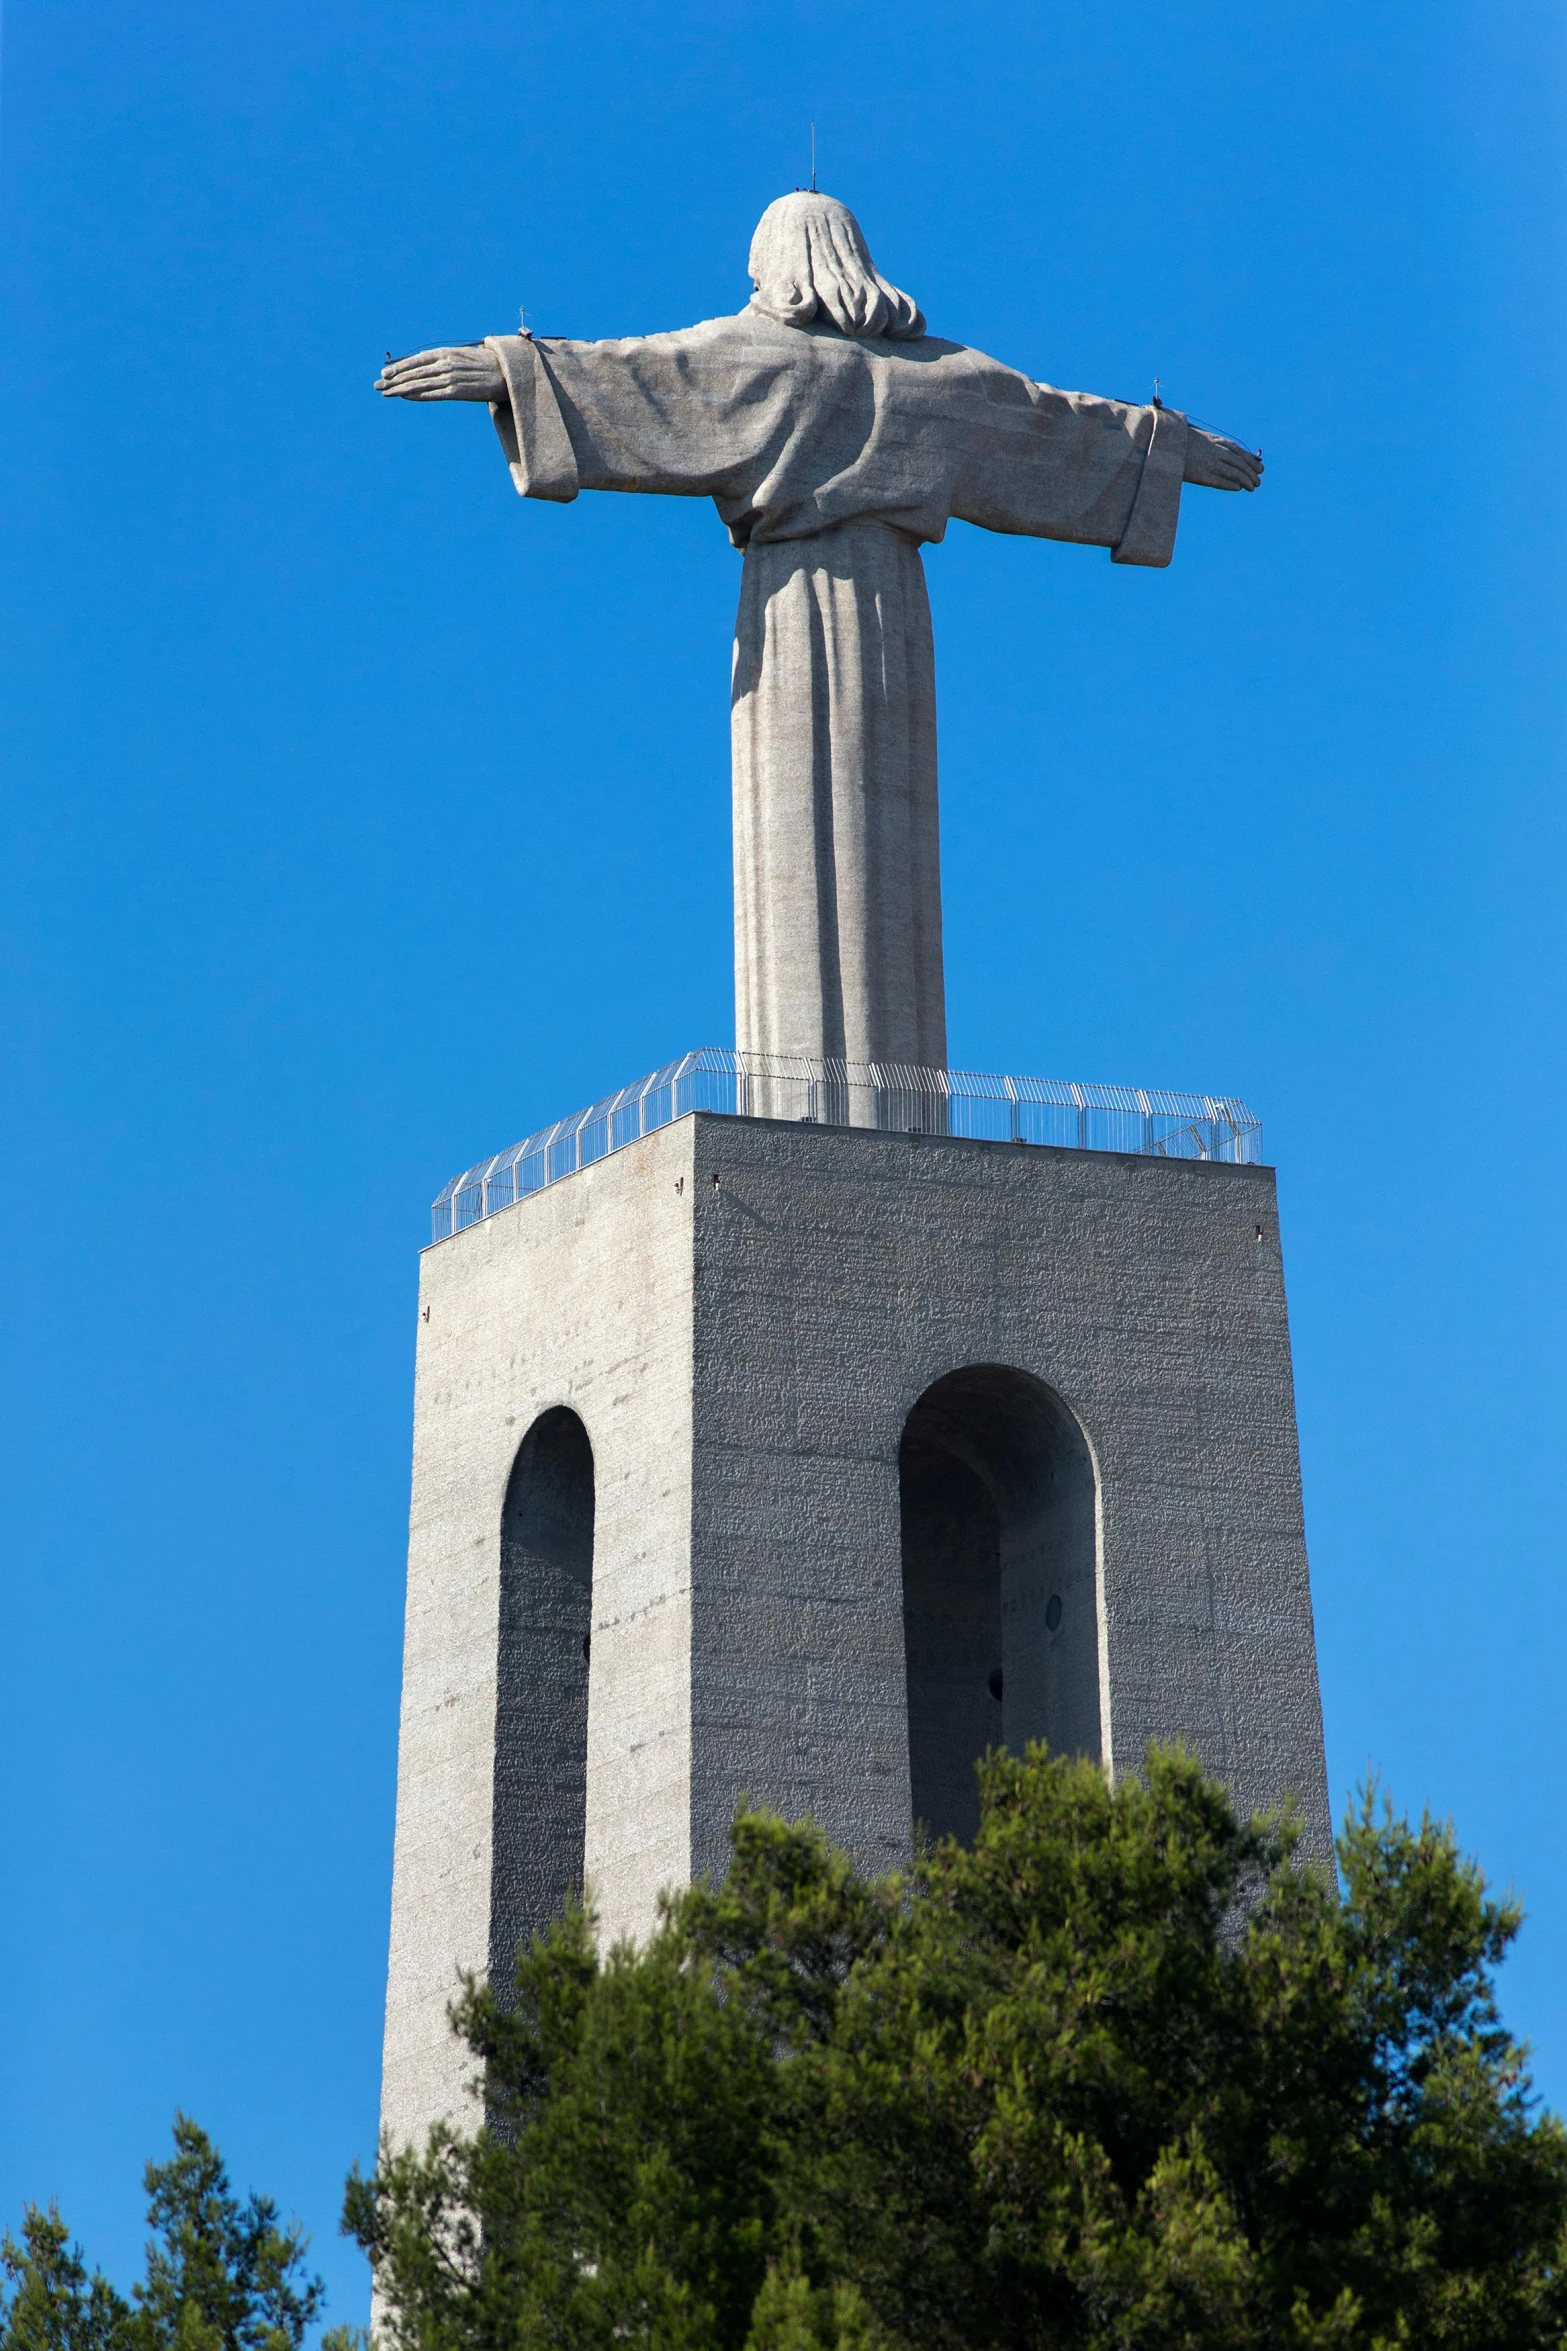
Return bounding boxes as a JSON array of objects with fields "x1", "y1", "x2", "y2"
[
  {"x1": 490, "y1": 1406, "x2": 594, "y2": 1994},
  {"x1": 899, "y1": 1365, "x2": 1098, "y2": 1844}
]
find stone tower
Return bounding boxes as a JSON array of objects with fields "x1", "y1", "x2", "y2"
[{"x1": 379, "y1": 1067, "x2": 1329, "y2": 2150}]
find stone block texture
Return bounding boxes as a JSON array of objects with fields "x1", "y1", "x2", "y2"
[{"x1": 380, "y1": 1112, "x2": 1329, "y2": 2154}]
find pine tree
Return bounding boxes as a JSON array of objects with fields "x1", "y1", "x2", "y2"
[
  {"x1": 348, "y1": 1748, "x2": 1567, "y2": 2350},
  {"x1": 2, "y1": 2119, "x2": 344, "y2": 2351}
]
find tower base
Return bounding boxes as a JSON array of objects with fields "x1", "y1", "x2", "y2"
[{"x1": 381, "y1": 1111, "x2": 1329, "y2": 2149}]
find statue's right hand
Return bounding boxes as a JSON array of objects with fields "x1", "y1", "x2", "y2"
[
  {"x1": 376, "y1": 344, "x2": 506, "y2": 402},
  {"x1": 1181, "y1": 425, "x2": 1263, "y2": 493}
]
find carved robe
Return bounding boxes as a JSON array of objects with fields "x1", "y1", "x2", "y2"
[{"x1": 486, "y1": 312, "x2": 1189, "y2": 1068}]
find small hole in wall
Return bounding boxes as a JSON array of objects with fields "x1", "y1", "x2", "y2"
[
  {"x1": 1045, "y1": 1594, "x2": 1063, "y2": 1631},
  {"x1": 987, "y1": 1666, "x2": 1003, "y2": 1702},
  {"x1": 581, "y1": 1633, "x2": 591, "y2": 1664}
]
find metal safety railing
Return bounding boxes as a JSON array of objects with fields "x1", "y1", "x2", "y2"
[{"x1": 430, "y1": 1048, "x2": 1262, "y2": 1243}]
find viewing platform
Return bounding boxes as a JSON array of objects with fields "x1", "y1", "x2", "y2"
[{"x1": 431, "y1": 1048, "x2": 1263, "y2": 1242}]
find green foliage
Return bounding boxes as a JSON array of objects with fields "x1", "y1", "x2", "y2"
[
  {"x1": 349, "y1": 1748, "x2": 1567, "y2": 2350},
  {"x1": 2, "y1": 2119, "x2": 326, "y2": 2351},
  {"x1": 0, "y1": 2209, "x2": 131, "y2": 2351}
]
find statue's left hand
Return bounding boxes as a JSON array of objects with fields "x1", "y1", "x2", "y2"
[
  {"x1": 1182, "y1": 425, "x2": 1263, "y2": 492},
  {"x1": 376, "y1": 344, "x2": 506, "y2": 402}
]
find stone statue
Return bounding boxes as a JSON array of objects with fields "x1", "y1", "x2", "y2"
[{"x1": 379, "y1": 194, "x2": 1260, "y2": 1070}]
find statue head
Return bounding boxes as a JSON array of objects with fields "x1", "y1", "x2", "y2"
[{"x1": 747, "y1": 193, "x2": 925, "y2": 341}]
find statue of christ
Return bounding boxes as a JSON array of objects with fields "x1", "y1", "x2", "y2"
[{"x1": 379, "y1": 194, "x2": 1261, "y2": 1071}]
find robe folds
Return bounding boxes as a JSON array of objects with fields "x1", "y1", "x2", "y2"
[{"x1": 486, "y1": 314, "x2": 1189, "y2": 1068}]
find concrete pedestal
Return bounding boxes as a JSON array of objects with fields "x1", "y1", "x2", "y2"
[{"x1": 380, "y1": 1111, "x2": 1329, "y2": 2152}]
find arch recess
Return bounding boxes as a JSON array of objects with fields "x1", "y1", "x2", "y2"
[
  {"x1": 489, "y1": 1406, "x2": 594, "y2": 1994},
  {"x1": 899, "y1": 1365, "x2": 1099, "y2": 1844}
]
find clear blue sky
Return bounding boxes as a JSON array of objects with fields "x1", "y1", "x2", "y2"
[{"x1": 2, "y1": 0, "x2": 1563, "y2": 2326}]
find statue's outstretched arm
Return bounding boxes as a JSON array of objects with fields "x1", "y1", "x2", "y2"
[
  {"x1": 1182, "y1": 425, "x2": 1263, "y2": 492},
  {"x1": 377, "y1": 345, "x2": 505, "y2": 402}
]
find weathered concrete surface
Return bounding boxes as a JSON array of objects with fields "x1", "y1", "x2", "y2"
[
  {"x1": 382, "y1": 1124, "x2": 696, "y2": 2148},
  {"x1": 380, "y1": 1112, "x2": 1328, "y2": 2155}
]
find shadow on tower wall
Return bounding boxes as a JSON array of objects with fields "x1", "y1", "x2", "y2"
[
  {"x1": 899, "y1": 1365, "x2": 1099, "y2": 1845},
  {"x1": 491, "y1": 1406, "x2": 594, "y2": 1994}
]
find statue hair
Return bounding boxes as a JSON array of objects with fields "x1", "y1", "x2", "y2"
[{"x1": 747, "y1": 193, "x2": 925, "y2": 341}]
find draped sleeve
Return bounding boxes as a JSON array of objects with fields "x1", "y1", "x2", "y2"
[
  {"x1": 947, "y1": 362, "x2": 1190, "y2": 569},
  {"x1": 484, "y1": 321, "x2": 803, "y2": 512},
  {"x1": 485, "y1": 336, "x2": 579, "y2": 502}
]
